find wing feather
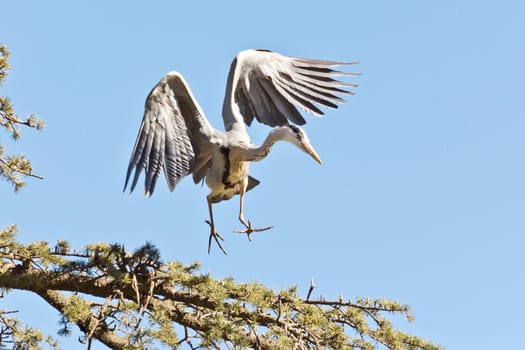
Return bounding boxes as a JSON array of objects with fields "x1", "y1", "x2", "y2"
[
  {"x1": 273, "y1": 75, "x2": 339, "y2": 110},
  {"x1": 278, "y1": 72, "x2": 347, "y2": 103},
  {"x1": 259, "y1": 78, "x2": 306, "y2": 125},
  {"x1": 268, "y1": 75, "x2": 324, "y2": 115},
  {"x1": 250, "y1": 78, "x2": 288, "y2": 126},
  {"x1": 124, "y1": 72, "x2": 217, "y2": 196},
  {"x1": 222, "y1": 49, "x2": 358, "y2": 130}
]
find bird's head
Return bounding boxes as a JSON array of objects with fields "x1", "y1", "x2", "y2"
[{"x1": 281, "y1": 125, "x2": 322, "y2": 165}]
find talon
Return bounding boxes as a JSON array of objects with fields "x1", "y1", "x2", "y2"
[
  {"x1": 234, "y1": 220, "x2": 273, "y2": 241},
  {"x1": 205, "y1": 220, "x2": 227, "y2": 255}
]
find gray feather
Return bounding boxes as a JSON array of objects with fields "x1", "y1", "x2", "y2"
[
  {"x1": 124, "y1": 72, "x2": 216, "y2": 196},
  {"x1": 222, "y1": 49, "x2": 358, "y2": 130}
]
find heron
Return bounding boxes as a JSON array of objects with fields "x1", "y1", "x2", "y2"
[{"x1": 124, "y1": 49, "x2": 358, "y2": 254}]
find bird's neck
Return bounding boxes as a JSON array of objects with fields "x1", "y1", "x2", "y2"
[{"x1": 248, "y1": 127, "x2": 290, "y2": 162}]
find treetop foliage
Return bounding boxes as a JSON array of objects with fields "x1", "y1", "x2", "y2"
[
  {"x1": 0, "y1": 226, "x2": 441, "y2": 349},
  {"x1": 0, "y1": 45, "x2": 44, "y2": 192}
]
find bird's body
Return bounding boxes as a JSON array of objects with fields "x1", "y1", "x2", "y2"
[
  {"x1": 206, "y1": 144, "x2": 251, "y2": 204},
  {"x1": 124, "y1": 49, "x2": 358, "y2": 253}
]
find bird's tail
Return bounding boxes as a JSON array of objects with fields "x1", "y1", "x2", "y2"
[{"x1": 247, "y1": 176, "x2": 260, "y2": 192}]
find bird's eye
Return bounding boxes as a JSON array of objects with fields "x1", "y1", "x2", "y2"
[{"x1": 287, "y1": 125, "x2": 304, "y2": 142}]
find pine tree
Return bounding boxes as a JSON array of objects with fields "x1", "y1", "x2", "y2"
[{"x1": 0, "y1": 45, "x2": 44, "y2": 192}]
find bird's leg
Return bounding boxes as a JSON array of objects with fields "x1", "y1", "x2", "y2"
[
  {"x1": 234, "y1": 191, "x2": 273, "y2": 241},
  {"x1": 205, "y1": 196, "x2": 227, "y2": 255}
]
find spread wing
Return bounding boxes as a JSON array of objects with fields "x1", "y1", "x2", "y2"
[
  {"x1": 124, "y1": 72, "x2": 218, "y2": 196},
  {"x1": 221, "y1": 49, "x2": 359, "y2": 131}
]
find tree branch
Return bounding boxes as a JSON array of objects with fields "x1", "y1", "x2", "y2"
[
  {"x1": 37, "y1": 290, "x2": 128, "y2": 350},
  {"x1": 0, "y1": 237, "x2": 442, "y2": 350}
]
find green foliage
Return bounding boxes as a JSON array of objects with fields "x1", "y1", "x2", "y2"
[
  {"x1": 0, "y1": 45, "x2": 44, "y2": 191},
  {"x1": 0, "y1": 46, "x2": 10, "y2": 84},
  {"x1": 62, "y1": 295, "x2": 91, "y2": 324},
  {"x1": 0, "y1": 311, "x2": 59, "y2": 350},
  {"x1": 0, "y1": 230, "x2": 442, "y2": 350}
]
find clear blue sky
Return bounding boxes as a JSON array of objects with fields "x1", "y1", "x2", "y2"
[{"x1": 2, "y1": 1, "x2": 524, "y2": 349}]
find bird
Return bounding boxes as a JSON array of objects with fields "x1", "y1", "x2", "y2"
[{"x1": 124, "y1": 49, "x2": 358, "y2": 254}]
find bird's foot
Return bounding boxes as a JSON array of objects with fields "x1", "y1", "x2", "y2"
[
  {"x1": 234, "y1": 220, "x2": 273, "y2": 241},
  {"x1": 205, "y1": 220, "x2": 227, "y2": 255}
]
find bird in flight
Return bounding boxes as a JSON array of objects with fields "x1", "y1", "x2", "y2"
[{"x1": 124, "y1": 49, "x2": 358, "y2": 254}]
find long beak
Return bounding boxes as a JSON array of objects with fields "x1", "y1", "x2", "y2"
[{"x1": 303, "y1": 143, "x2": 323, "y2": 165}]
